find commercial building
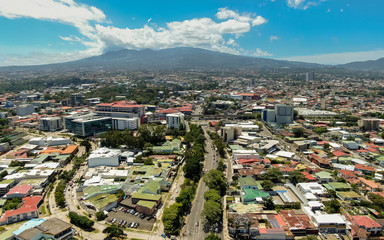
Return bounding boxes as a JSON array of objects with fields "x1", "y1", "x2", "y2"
[
  {"x1": 166, "y1": 112, "x2": 185, "y2": 130},
  {"x1": 39, "y1": 117, "x2": 63, "y2": 132},
  {"x1": 0, "y1": 112, "x2": 8, "y2": 119},
  {"x1": 88, "y1": 148, "x2": 121, "y2": 168},
  {"x1": 16, "y1": 104, "x2": 34, "y2": 116},
  {"x1": 111, "y1": 117, "x2": 140, "y2": 130},
  {"x1": 358, "y1": 119, "x2": 380, "y2": 131},
  {"x1": 312, "y1": 214, "x2": 347, "y2": 234},
  {"x1": 96, "y1": 101, "x2": 145, "y2": 119},
  {"x1": 70, "y1": 93, "x2": 83, "y2": 106},
  {"x1": 0, "y1": 142, "x2": 10, "y2": 153},
  {"x1": 0, "y1": 196, "x2": 42, "y2": 225},
  {"x1": 64, "y1": 113, "x2": 112, "y2": 137},
  {"x1": 262, "y1": 104, "x2": 294, "y2": 125},
  {"x1": 28, "y1": 137, "x2": 71, "y2": 147},
  {"x1": 86, "y1": 97, "x2": 101, "y2": 106}
]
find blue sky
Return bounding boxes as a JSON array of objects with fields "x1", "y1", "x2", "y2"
[{"x1": 0, "y1": 0, "x2": 383, "y2": 66}]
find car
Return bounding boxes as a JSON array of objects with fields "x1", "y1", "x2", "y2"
[
  {"x1": 135, "y1": 212, "x2": 139, "y2": 216},
  {"x1": 119, "y1": 207, "x2": 123, "y2": 211},
  {"x1": 130, "y1": 222, "x2": 135, "y2": 228},
  {"x1": 147, "y1": 216, "x2": 153, "y2": 221},
  {"x1": 196, "y1": 221, "x2": 199, "y2": 226},
  {"x1": 51, "y1": 204, "x2": 55, "y2": 208},
  {"x1": 140, "y1": 215, "x2": 146, "y2": 219},
  {"x1": 134, "y1": 222, "x2": 139, "y2": 228}
]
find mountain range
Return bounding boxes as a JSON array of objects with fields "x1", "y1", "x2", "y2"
[{"x1": 1, "y1": 47, "x2": 383, "y2": 72}]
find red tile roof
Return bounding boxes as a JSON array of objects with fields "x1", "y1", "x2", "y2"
[
  {"x1": 6, "y1": 185, "x2": 33, "y2": 196},
  {"x1": 355, "y1": 164, "x2": 375, "y2": 172},
  {"x1": 352, "y1": 216, "x2": 382, "y2": 229}
]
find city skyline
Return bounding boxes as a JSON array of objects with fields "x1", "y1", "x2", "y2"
[{"x1": 0, "y1": 0, "x2": 383, "y2": 66}]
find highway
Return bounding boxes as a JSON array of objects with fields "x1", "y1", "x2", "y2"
[{"x1": 181, "y1": 125, "x2": 221, "y2": 240}]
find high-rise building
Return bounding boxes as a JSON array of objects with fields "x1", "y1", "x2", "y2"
[
  {"x1": 111, "y1": 117, "x2": 140, "y2": 130},
  {"x1": 166, "y1": 112, "x2": 185, "y2": 130},
  {"x1": 262, "y1": 104, "x2": 294, "y2": 125},
  {"x1": 304, "y1": 72, "x2": 315, "y2": 81},
  {"x1": 70, "y1": 93, "x2": 83, "y2": 107},
  {"x1": 39, "y1": 117, "x2": 63, "y2": 132},
  {"x1": 359, "y1": 119, "x2": 380, "y2": 131}
]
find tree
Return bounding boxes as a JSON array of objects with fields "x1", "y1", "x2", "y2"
[
  {"x1": 313, "y1": 127, "x2": 328, "y2": 135},
  {"x1": 103, "y1": 225, "x2": 124, "y2": 239},
  {"x1": 96, "y1": 211, "x2": 106, "y2": 221},
  {"x1": 217, "y1": 161, "x2": 225, "y2": 172},
  {"x1": 176, "y1": 186, "x2": 195, "y2": 214},
  {"x1": 261, "y1": 168, "x2": 284, "y2": 183},
  {"x1": 162, "y1": 203, "x2": 183, "y2": 235},
  {"x1": 68, "y1": 211, "x2": 94, "y2": 230},
  {"x1": 204, "y1": 170, "x2": 227, "y2": 196},
  {"x1": 204, "y1": 189, "x2": 222, "y2": 203},
  {"x1": 293, "y1": 128, "x2": 304, "y2": 138},
  {"x1": 80, "y1": 140, "x2": 92, "y2": 152},
  {"x1": 144, "y1": 158, "x2": 154, "y2": 165},
  {"x1": 324, "y1": 199, "x2": 341, "y2": 213},
  {"x1": 288, "y1": 170, "x2": 305, "y2": 185},
  {"x1": 264, "y1": 197, "x2": 275, "y2": 210},
  {"x1": 202, "y1": 200, "x2": 223, "y2": 225},
  {"x1": 138, "y1": 124, "x2": 166, "y2": 144},
  {"x1": 261, "y1": 180, "x2": 274, "y2": 191},
  {"x1": 205, "y1": 233, "x2": 222, "y2": 240}
]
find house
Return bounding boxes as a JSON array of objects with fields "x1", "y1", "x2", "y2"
[
  {"x1": 351, "y1": 216, "x2": 383, "y2": 235},
  {"x1": 358, "y1": 177, "x2": 383, "y2": 192},
  {"x1": 315, "y1": 171, "x2": 333, "y2": 183},
  {"x1": 13, "y1": 217, "x2": 75, "y2": 240},
  {"x1": 0, "y1": 196, "x2": 43, "y2": 225},
  {"x1": 3, "y1": 185, "x2": 33, "y2": 199},
  {"x1": 241, "y1": 189, "x2": 270, "y2": 204},
  {"x1": 354, "y1": 164, "x2": 375, "y2": 175},
  {"x1": 279, "y1": 210, "x2": 318, "y2": 236},
  {"x1": 324, "y1": 182, "x2": 351, "y2": 192}
]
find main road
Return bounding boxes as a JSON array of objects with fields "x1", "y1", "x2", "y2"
[{"x1": 181, "y1": 125, "x2": 221, "y2": 240}]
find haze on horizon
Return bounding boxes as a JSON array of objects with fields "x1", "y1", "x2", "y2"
[{"x1": 0, "y1": 0, "x2": 383, "y2": 66}]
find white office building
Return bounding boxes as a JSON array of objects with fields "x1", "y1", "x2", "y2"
[
  {"x1": 88, "y1": 148, "x2": 121, "y2": 168},
  {"x1": 111, "y1": 117, "x2": 140, "y2": 130},
  {"x1": 166, "y1": 112, "x2": 185, "y2": 130},
  {"x1": 39, "y1": 117, "x2": 62, "y2": 132}
]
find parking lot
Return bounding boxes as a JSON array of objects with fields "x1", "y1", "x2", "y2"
[{"x1": 106, "y1": 208, "x2": 156, "y2": 231}]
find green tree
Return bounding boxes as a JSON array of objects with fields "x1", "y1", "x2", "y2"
[
  {"x1": 264, "y1": 197, "x2": 275, "y2": 210},
  {"x1": 176, "y1": 186, "x2": 195, "y2": 214},
  {"x1": 205, "y1": 232, "x2": 222, "y2": 240},
  {"x1": 293, "y1": 128, "x2": 304, "y2": 138},
  {"x1": 204, "y1": 189, "x2": 222, "y2": 203},
  {"x1": 202, "y1": 200, "x2": 223, "y2": 225},
  {"x1": 204, "y1": 170, "x2": 227, "y2": 196},
  {"x1": 324, "y1": 199, "x2": 341, "y2": 213},
  {"x1": 261, "y1": 180, "x2": 274, "y2": 191},
  {"x1": 144, "y1": 158, "x2": 154, "y2": 165},
  {"x1": 217, "y1": 161, "x2": 225, "y2": 172},
  {"x1": 102, "y1": 225, "x2": 124, "y2": 239},
  {"x1": 313, "y1": 127, "x2": 328, "y2": 135},
  {"x1": 96, "y1": 211, "x2": 106, "y2": 221},
  {"x1": 80, "y1": 140, "x2": 92, "y2": 152},
  {"x1": 68, "y1": 211, "x2": 94, "y2": 230},
  {"x1": 261, "y1": 168, "x2": 284, "y2": 183},
  {"x1": 288, "y1": 170, "x2": 305, "y2": 186},
  {"x1": 162, "y1": 203, "x2": 183, "y2": 235}
]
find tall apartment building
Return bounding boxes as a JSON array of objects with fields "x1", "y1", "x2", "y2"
[
  {"x1": 166, "y1": 112, "x2": 185, "y2": 130},
  {"x1": 111, "y1": 117, "x2": 140, "y2": 130},
  {"x1": 262, "y1": 104, "x2": 294, "y2": 125},
  {"x1": 70, "y1": 93, "x2": 83, "y2": 107},
  {"x1": 359, "y1": 119, "x2": 380, "y2": 131},
  {"x1": 39, "y1": 117, "x2": 63, "y2": 132}
]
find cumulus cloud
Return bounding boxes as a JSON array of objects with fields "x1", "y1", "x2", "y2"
[
  {"x1": 287, "y1": 0, "x2": 326, "y2": 10},
  {"x1": 0, "y1": 2, "x2": 269, "y2": 65}
]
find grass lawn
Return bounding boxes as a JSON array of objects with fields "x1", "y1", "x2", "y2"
[{"x1": 41, "y1": 206, "x2": 46, "y2": 214}]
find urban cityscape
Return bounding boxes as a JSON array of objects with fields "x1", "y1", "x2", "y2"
[{"x1": 1, "y1": 1, "x2": 384, "y2": 240}]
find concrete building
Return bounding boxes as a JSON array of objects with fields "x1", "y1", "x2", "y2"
[
  {"x1": 275, "y1": 104, "x2": 294, "y2": 124},
  {"x1": 13, "y1": 217, "x2": 75, "y2": 240},
  {"x1": 86, "y1": 97, "x2": 101, "y2": 106},
  {"x1": 16, "y1": 104, "x2": 34, "y2": 116},
  {"x1": 88, "y1": 148, "x2": 121, "y2": 168},
  {"x1": 0, "y1": 142, "x2": 10, "y2": 153},
  {"x1": 70, "y1": 93, "x2": 83, "y2": 106},
  {"x1": 0, "y1": 112, "x2": 8, "y2": 119},
  {"x1": 64, "y1": 113, "x2": 112, "y2": 137},
  {"x1": 39, "y1": 117, "x2": 63, "y2": 132},
  {"x1": 111, "y1": 117, "x2": 140, "y2": 130},
  {"x1": 359, "y1": 119, "x2": 380, "y2": 131},
  {"x1": 96, "y1": 101, "x2": 145, "y2": 119},
  {"x1": 312, "y1": 214, "x2": 347, "y2": 234},
  {"x1": 166, "y1": 112, "x2": 185, "y2": 130}
]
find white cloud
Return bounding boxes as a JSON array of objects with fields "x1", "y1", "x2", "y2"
[
  {"x1": 270, "y1": 35, "x2": 279, "y2": 41},
  {"x1": 287, "y1": 0, "x2": 326, "y2": 10},
  {"x1": 280, "y1": 49, "x2": 384, "y2": 65},
  {"x1": 0, "y1": 3, "x2": 268, "y2": 65},
  {"x1": 253, "y1": 48, "x2": 273, "y2": 57}
]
